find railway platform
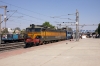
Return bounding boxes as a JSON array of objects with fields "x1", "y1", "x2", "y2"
[{"x1": 0, "y1": 38, "x2": 100, "y2": 66}]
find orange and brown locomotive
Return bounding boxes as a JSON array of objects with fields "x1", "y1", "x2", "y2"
[{"x1": 24, "y1": 24, "x2": 66, "y2": 48}]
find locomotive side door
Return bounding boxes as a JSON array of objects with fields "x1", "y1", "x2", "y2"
[{"x1": 42, "y1": 28, "x2": 46, "y2": 41}]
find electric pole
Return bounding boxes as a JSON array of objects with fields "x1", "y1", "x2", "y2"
[
  {"x1": 0, "y1": 14, "x2": 3, "y2": 44},
  {"x1": 0, "y1": 6, "x2": 7, "y2": 29},
  {"x1": 76, "y1": 9, "x2": 79, "y2": 41}
]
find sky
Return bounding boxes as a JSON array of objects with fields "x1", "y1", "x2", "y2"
[{"x1": 0, "y1": 0, "x2": 100, "y2": 31}]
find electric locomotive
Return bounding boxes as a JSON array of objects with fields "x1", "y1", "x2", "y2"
[{"x1": 24, "y1": 24, "x2": 66, "y2": 48}]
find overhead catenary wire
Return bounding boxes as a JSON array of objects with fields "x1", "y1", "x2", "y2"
[
  {"x1": 0, "y1": 0, "x2": 73, "y2": 22},
  {"x1": 0, "y1": 1, "x2": 52, "y2": 18},
  {"x1": 0, "y1": 1, "x2": 72, "y2": 24},
  {"x1": 6, "y1": 10, "x2": 17, "y2": 21},
  {"x1": 0, "y1": 1, "x2": 53, "y2": 22},
  {"x1": 4, "y1": 9, "x2": 48, "y2": 23},
  {"x1": 9, "y1": 16, "x2": 40, "y2": 23},
  {"x1": 16, "y1": 11, "x2": 46, "y2": 21},
  {"x1": 6, "y1": 8, "x2": 48, "y2": 22},
  {"x1": 0, "y1": 0, "x2": 77, "y2": 28}
]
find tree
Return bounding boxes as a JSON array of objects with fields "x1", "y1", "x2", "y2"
[
  {"x1": 1, "y1": 28, "x2": 8, "y2": 34},
  {"x1": 42, "y1": 22, "x2": 55, "y2": 28},
  {"x1": 68, "y1": 27, "x2": 73, "y2": 31},
  {"x1": 98, "y1": 23, "x2": 100, "y2": 35},
  {"x1": 14, "y1": 27, "x2": 21, "y2": 31},
  {"x1": 95, "y1": 28, "x2": 98, "y2": 33},
  {"x1": 14, "y1": 27, "x2": 21, "y2": 34},
  {"x1": 21, "y1": 29, "x2": 26, "y2": 34}
]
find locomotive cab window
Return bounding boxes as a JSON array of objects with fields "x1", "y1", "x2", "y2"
[
  {"x1": 35, "y1": 28, "x2": 41, "y2": 32},
  {"x1": 26, "y1": 28, "x2": 31, "y2": 32},
  {"x1": 26, "y1": 28, "x2": 34, "y2": 32}
]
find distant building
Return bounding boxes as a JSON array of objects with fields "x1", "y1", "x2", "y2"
[
  {"x1": 8, "y1": 28, "x2": 14, "y2": 34},
  {"x1": 1, "y1": 27, "x2": 5, "y2": 31},
  {"x1": 15, "y1": 30, "x2": 21, "y2": 34},
  {"x1": 1, "y1": 28, "x2": 21, "y2": 34}
]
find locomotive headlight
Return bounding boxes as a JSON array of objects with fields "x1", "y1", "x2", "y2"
[{"x1": 42, "y1": 36, "x2": 44, "y2": 38}]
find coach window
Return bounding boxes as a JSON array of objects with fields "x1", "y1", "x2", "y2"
[{"x1": 7, "y1": 34, "x2": 13, "y2": 38}]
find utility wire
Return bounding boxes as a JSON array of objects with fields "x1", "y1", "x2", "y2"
[
  {"x1": 8, "y1": 15, "x2": 40, "y2": 23},
  {"x1": 0, "y1": 0, "x2": 51, "y2": 18},
  {"x1": 16, "y1": 11, "x2": 46, "y2": 21},
  {"x1": 6, "y1": 10, "x2": 17, "y2": 21},
  {"x1": 0, "y1": 1, "x2": 52, "y2": 22},
  {"x1": 0, "y1": 1, "x2": 71, "y2": 25},
  {"x1": 0, "y1": 1, "x2": 71, "y2": 23},
  {"x1": 52, "y1": 15, "x2": 69, "y2": 18},
  {"x1": 6, "y1": 9, "x2": 47, "y2": 22}
]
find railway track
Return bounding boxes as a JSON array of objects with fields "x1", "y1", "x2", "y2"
[{"x1": 0, "y1": 42, "x2": 25, "y2": 52}]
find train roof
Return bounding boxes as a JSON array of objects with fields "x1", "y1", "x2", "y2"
[{"x1": 27, "y1": 24, "x2": 71, "y2": 32}]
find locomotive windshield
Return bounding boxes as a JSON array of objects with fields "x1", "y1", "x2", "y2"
[
  {"x1": 26, "y1": 28, "x2": 34, "y2": 32},
  {"x1": 34, "y1": 28, "x2": 41, "y2": 32}
]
